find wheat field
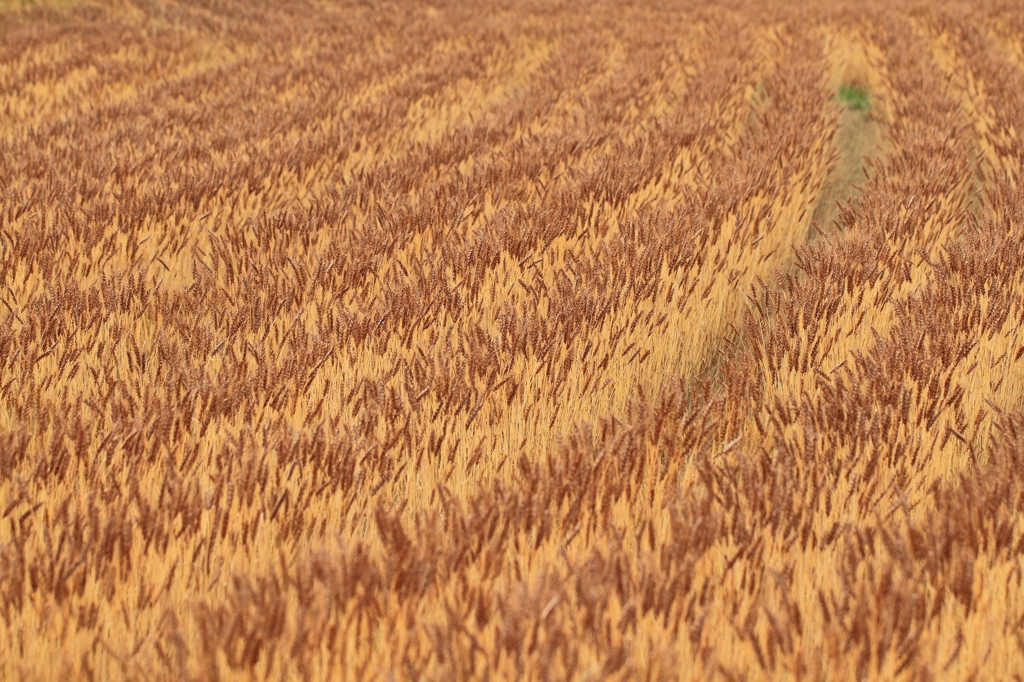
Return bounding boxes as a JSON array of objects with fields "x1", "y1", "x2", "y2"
[{"x1": 1, "y1": 0, "x2": 1024, "y2": 679}]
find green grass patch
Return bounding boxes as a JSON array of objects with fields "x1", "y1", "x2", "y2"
[{"x1": 837, "y1": 84, "x2": 871, "y2": 111}]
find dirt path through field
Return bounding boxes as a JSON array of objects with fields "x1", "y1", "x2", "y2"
[{"x1": 811, "y1": 26, "x2": 888, "y2": 231}]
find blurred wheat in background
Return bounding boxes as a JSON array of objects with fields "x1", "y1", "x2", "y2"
[{"x1": 1, "y1": 0, "x2": 1024, "y2": 679}]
